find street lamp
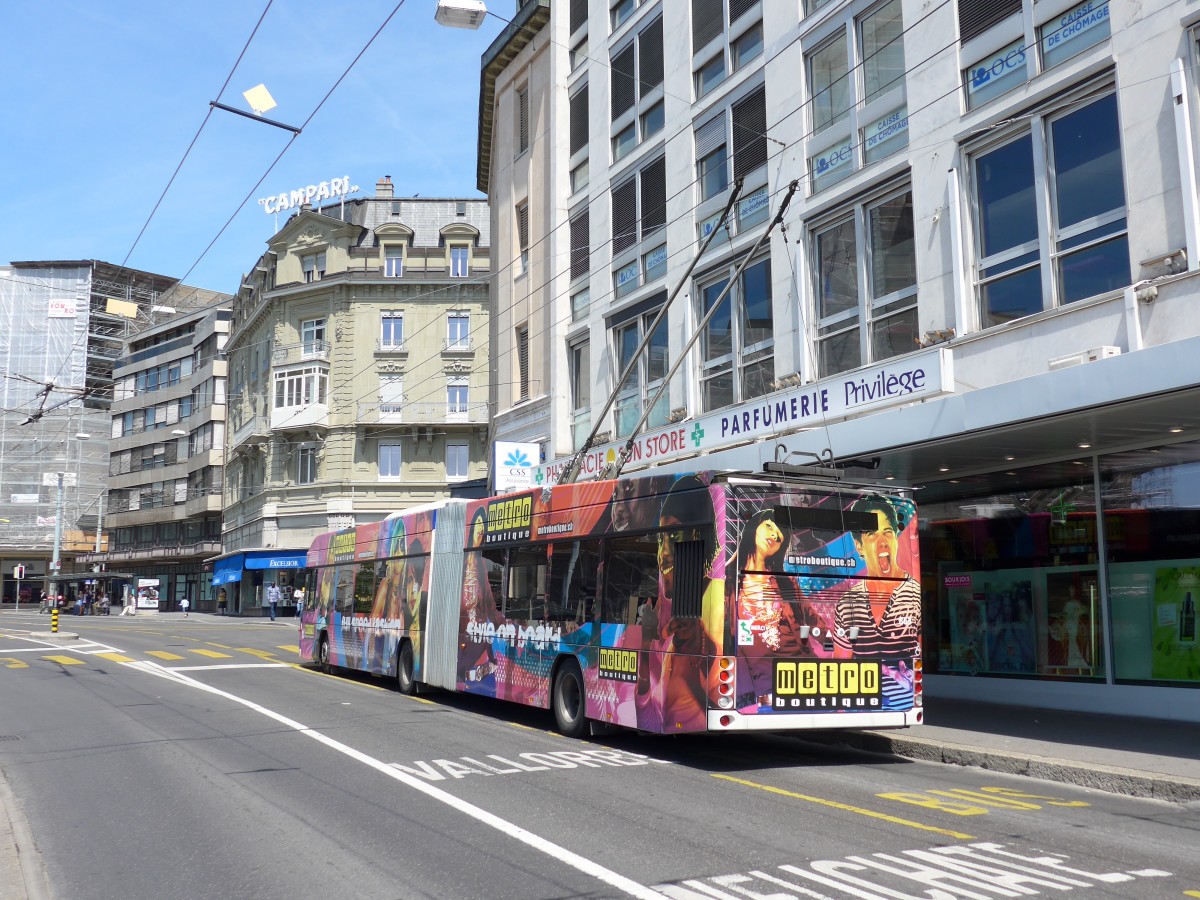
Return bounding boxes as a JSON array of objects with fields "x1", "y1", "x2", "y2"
[
  {"x1": 435, "y1": 0, "x2": 487, "y2": 29},
  {"x1": 45, "y1": 433, "x2": 89, "y2": 603}
]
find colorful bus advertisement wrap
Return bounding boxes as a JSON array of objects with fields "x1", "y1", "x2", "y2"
[{"x1": 300, "y1": 472, "x2": 920, "y2": 736}]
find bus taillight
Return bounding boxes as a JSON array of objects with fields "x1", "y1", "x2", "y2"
[
  {"x1": 715, "y1": 656, "x2": 735, "y2": 709},
  {"x1": 914, "y1": 658, "x2": 923, "y2": 706}
]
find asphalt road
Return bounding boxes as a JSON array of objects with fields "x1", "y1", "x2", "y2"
[{"x1": 2, "y1": 612, "x2": 1198, "y2": 900}]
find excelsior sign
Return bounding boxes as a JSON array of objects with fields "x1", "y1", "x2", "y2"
[
  {"x1": 533, "y1": 348, "x2": 953, "y2": 483},
  {"x1": 257, "y1": 176, "x2": 359, "y2": 215}
]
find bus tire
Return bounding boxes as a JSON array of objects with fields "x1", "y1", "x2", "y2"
[
  {"x1": 397, "y1": 640, "x2": 416, "y2": 695},
  {"x1": 552, "y1": 658, "x2": 587, "y2": 738},
  {"x1": 317, "y1": 634, "x2": 331, "y2": 674}
]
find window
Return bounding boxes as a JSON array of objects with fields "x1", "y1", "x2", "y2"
[
  {"x1": 274, "y1": 366, "x2": 328, "y2": 408},
  {"x1": 611, "y1": 156, "x2": 666, "y2": 258},
  {"x1": 517, "y1": 86, "x2": 530, "y2": 154},
  {"x1": 570, "y1": 341, "x2": 591, "y2": 450},
  {"x1": 448, "y1": 313, "x2": 470, "y2": 348},
  {"x1": 733, "y1": 23, "x2": 763, "y2": 71},
  {"x1": 302, "y1": 252, "x2": 326, "y2": 283},
  {"x1": 695, "y1": 54, "x2": 726, "y2": 98},
  {"x1": 379, "y1": 375, "x2": 404, "y2": 416},
  {"x1": 385, "y1": 245, "x2": 404, "y2": 277},
  {"x1": 446, "y1": 443, "x2": 469, "y2": 480},
  {"x1": 570, "y1": 209, "x2": 591, "y2": 281},
  {"x1": 450, "y1": 245, "x2": 469, "y2": 277},
  {"x1": 571, "y1": 160, "x2": 590, "y2": 194},
  {"x1": 959, "y1": 0, "x2": 1021, "y2": 43},
  {"x1": 611, "y1": 17, "x2": 664, "y2": 152},
  {"x1": 697, "y1": 257, "x2": 773, "y2": 410},
  {"x1": 571, "y1": 0, "x2": 588, "y2": 35},
  {"x1": 571, "y1": 288, "x2": 591, "y2": 323},
  {"x1": 971, "y1": 91, "x2": 1129, "y2": 328},
  {"x1": 612, "y1": 299, "x2": 669, "y2": 437},
  {"x1": 516, "y1": 203, "x2": 530, "y2": 276},
  {"x1": 696, "y1": 115, "x2": 729, "y2": 201},
  {"x1": 613, "y1": 123, "x2": 636, "y2": 162},
  {"x1": 612, "y1": 0, "x2": 635, "y2": 30},
  {"x1": 381, "y1": 311, "x2": 404, "y2": 348},
  {"x1": 570, "y1": 85, "x2": 589, "y2": 157},
  {"x1": 571, "y1": 37, "x2": 589, "y2": 72},
  {"x1": 809, "y1": 32, "x2": 849, "y2": 133},
  {"x1": 643, "y1": 244, "x2": 668, "y2": 283},
  {"x1": 692, "y1": 0, "x2": 723, "y2": 51},
  {"x1": 447, "y1": 381, "x2": 469, "y2": 415},
  {"x1": 813, "y1": 187, "x2": 917, "y2": 377},
  {"x1": 807, "y1": 0, "x2": 909, "y2": 189},
  {"x1": 379, "y1": 443, "x2": 402, "y2": 479},
  {"x1": 297, "y1": 446, "x2": 318, "y2": 485},
  {"x1": 301, "y1": 318, "x2": 326, "y2": 355},
  {"x1": 516, "y1": 326, "x2": 530, "y2": 401}
]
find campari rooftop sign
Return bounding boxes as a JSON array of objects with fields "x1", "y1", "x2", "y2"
[
  {"x1": 534, "y1": 349, "x2": 954, "y2": 484},
  {"x1": 257, "y1": 176, "x2": 359, "y2": 215}
]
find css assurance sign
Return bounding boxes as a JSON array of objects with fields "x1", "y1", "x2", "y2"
[{"x1": 494, "y1": 441, "x2": 540, "y2": 493}]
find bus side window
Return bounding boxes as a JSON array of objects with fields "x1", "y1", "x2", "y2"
[
  {"x1": 335, "y1": 565, "x2": 356, "y2": 615},
  {"x1": 353, "y1": 563, "x2": 376, "y2": 615},
  {"x1": 505, "y1": 547, "x2": 545, "y2": 622},
  {"x1": 547, "y1": 540, "x2": 601, "y2": 623},
  {"x1": 603, "y1": 534, "x2": 658, "y2": 625}
]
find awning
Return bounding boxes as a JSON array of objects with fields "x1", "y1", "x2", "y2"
[
  {"x1": 244, "y1": 551, "x2": 307, "y2": 571},
  {"x1": 212, "y1": 554, "x2": 245, "y2": 585}
]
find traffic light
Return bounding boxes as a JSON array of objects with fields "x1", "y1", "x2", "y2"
[{"x1": 14, "y1": 564, "x2": 25, "y2": 580}]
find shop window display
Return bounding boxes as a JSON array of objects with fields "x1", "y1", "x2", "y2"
[{"x1": 920, "y1": 439, "x2": 1200, "y2": 688}]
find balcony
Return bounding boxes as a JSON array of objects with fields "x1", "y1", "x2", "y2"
[
  {"x1": 442, "y1": 337, "x2": 474, "y2": 354},
  {"x1": 272, "y1": 340, "x2": 330, "y2": 365},
  {"x1": 375, "y1": 338, "x2": 408, "y2": 355},
  {"x1": 357, "y1": 401, "x2": 489, "y2": 426}
]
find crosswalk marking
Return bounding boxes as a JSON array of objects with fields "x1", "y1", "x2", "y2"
[
  {"x1": 95, "y1": 653, "x2": 135, "y2": 663},
  {"x1": 42, "y1": 655, "x2": 84, "y2": 665},
  {"x1": 190, "y1": 649, "x2": 233, "y2": 659},
  {"x1": 235, "y1": 647, "x2": 278, "y2": 660},
  {"x1": 147, "y1": 651, "x2": 186, "y2": 660}
]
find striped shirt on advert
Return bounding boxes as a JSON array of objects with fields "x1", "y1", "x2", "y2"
[{"x1": 833, "y1": 577, "x2": 921, "y2": 657}]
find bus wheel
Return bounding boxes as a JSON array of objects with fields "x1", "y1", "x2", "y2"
[
  {"x1": 552, "y1": 659, "x2": 587, "y2": 738},
  {"x1": 317, "y1": 635, "x2": 331, "y2": 674},
  {"x1": 397, "y1": 641, "x2": 416, "y2": 695}
]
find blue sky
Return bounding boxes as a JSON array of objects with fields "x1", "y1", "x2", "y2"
[{"x1": 0, "y1": 0, "x2": 506, "y2": 292}]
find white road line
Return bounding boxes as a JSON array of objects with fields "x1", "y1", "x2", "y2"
[
  {"x1": 122, "y1": 660, "x2": 665, "y2": 899},
  {"x1": 169, "y1": 663, "x2": 291, "y2": 672}
]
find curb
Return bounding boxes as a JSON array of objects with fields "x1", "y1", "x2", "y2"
[
  {"x1": 0, "y1": 769, "x2": 50, "y2": 900},
  {"x1": 795, "y1": 730, "x2": 1200, "y2": 803}
]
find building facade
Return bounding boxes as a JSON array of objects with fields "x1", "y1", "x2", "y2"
[
  {"x1": 80, "y1": 295, "x2": 232, "y2": 610},
  {"x1": 479, "y1": 0, "x2": 1200, "y2": 720},
  {"x1": 0, "y1": 260, "x2": 182, "y2": 604},
  {"x1": 219, "y1": 178, "x2": 491, "y2": 613}
]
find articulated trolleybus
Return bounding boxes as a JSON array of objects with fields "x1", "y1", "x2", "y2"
[{"x1": 298, "y1": 470, "x2": 922, "y2": 736}]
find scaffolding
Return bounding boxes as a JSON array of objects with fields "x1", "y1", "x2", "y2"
[{"x1": 0, "y1": 260, "x2": 214, "y2": 557}]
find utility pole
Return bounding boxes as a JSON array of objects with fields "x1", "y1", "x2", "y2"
[{"x1": 49, "y1": 471, "x2": 64, "y2": 602}]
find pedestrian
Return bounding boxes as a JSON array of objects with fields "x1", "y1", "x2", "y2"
[
  {"x1": 38, "y1": 590, "x2": 48, "y2": 614},
  {"x1": 293, "y1": 585, "x2": 304, "y2": 618},
  {"x1": 180, "y1": 596, "x2": 190, "y2": 617},
  {"x1": 218, "y1": 588, "x2": 227, "y2": 616},
  {"x1": 266, "y1": 582, "x2": 281, "y2": 621}
]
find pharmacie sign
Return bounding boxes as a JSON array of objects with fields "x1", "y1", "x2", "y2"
[
  {"x1": 257, "y1": 176, "x2": 359, "y2": 215},
  {"x1": 534, "y1": 349, "x2": 953, "y2": 483}
]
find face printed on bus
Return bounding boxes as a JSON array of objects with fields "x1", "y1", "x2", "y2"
[
  {"x1": 471, "y1": 513, "x2": 486, "y2": 548},
  {"x1": 855, "y1": 509, "x2": 900, "y2": 578},
  {"x1": 657, "y1": 514, "x2": 682, "y2": 598},
  {"x1": 754, "y1": 518, "x2": 784, "y2": 562}
]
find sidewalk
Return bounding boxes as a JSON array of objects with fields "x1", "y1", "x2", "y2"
[{"x1": 798, "y1": 697, "x2": 1200, "y2": 803}]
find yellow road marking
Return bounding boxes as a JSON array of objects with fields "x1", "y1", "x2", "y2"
[
  {"x1": 712, "y1": 774, "x2": 976, "y2": 840},
  {"x1": 42, "y1": 655, "x2": 85, "y2": 666},
  {"x1": 95, "y1": 653, "x2": 135, "y2": 663},
  {"x1": 235, "y1": 647, "x2": 279, "y2": 660},
  {"x1": 205, "y1": 642, "x2": 234, "y2": 649},
  {"x1": 147, "y1": 651, "x2": 186, "y2": 660},
  {"x1": 1185, "y1": 892, "x2": 1200, "y2": 898},
  {"x1": 190, "y1": 649, "x2": 233, "y2": 659},
  {"x1": 276, "y1": 645, "x2": 299, "y2": 654},
  {"x1": 293, "y1": 665, "x2": 386, "y2": 689},
  {"x1": 0, "y1": 657, "x2": 29, "y2": 669}
]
